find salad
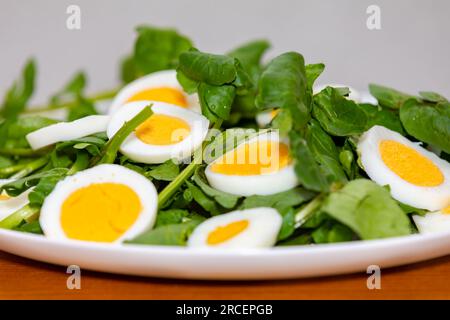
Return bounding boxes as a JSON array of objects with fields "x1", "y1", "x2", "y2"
[{"x1": 0, "y1": 25, "x2": 449, "y2": 249}]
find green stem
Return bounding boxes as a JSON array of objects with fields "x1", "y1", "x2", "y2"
[
  {"x1": 67, "y1": 152, "x2": 89, "y2": 175},
  {"x1": 90, "y1": 105, "x2": 153, "y2": 166},
  {"x1": 0, "y1": 147, "x2": 51, "y2": 157},
  {"x1": 0, "y1": 204, "x2": 40, "y2": 230},
  {"x1": 294, "y1": 193, "x2": 325, "y2": 228},
  {"x1": 23, "y1": 88, "x2": 120, "y2": 114},
  {"x1": 0, "y1": 156, "x2": 48, "y2": 179},
  {"x1": 157, "y1": 119, "x2": 223, "y2": 208}
]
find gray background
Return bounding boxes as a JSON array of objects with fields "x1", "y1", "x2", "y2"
[{"x1": 1, "y1": 0, "x2": 449, "y2": 105}]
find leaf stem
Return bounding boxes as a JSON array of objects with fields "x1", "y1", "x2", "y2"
[
  {"x1": 294, "y1": 193, "x2": 325, "y2": 228},
  {"x1": 90, "y1": 105, "x2": 153, "y2": 166},
  {"x1": 0, "y1": 156, "x2": 48, "y2": 179},
  {"x1": 0, "y1": 204, "x2": 40, "y2": 230},
  {"x1": 0, "y1": 147, "x2": 51, "y2": 157},
  {"x1": 157, "y1": 119, "x2": 223, "y2": 208},
  {"x1": 23, "y1": 88, "x2": 120, "y2": 114}
]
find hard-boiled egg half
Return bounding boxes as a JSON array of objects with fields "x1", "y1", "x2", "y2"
[
  {"x1": 107, "y1": 101, "x2": 209, "y2": 164},
  {"x1": 39, "y1": 164, "x2": 157, "y2": 243},
  {"x1": 358, "y1": 125, "x2": 450, "y2": 211},
  {"x1": 0, "y1": 180, "x2": 32, "y2": 222},
  {"x1": 108, "y1": 70, "x2": 200, "y2": 115},
  {"x1": 205, "y1": 131, "x2": 298, "y2": 196},
  {"x1": 26, "y1": 115, "x2": 110, "y2": 150},
  {"x1": 188, "y1": 207, "x2": 282, "y2": 248},
  {"x1": 413, "y1": 206, "x2": 450, "y2": 234}
]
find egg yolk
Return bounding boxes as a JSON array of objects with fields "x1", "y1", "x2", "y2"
[
  {"x1": 379, "y1": 140, "x2": 444, "y2": 187},
  {"x1": 270, "y1": 109, "x2": 280, "y2": 119},
  {"x1": 207, "y1": 220, "x2": 249, "y2": 245},
  {"x1": 126, "y1": 87, "x2": 188, "y2": 108},
  {"x1": 443, "y1": 205, "x2": 450, "y2": 215},
  {"x1": 211, "y1": 141, "x2": 290, "y2": 175},
  {"x1": 0, "y1": 194, "x2": 10, "y2": 201},
  {"x1": 135, "y1": 114, "x2": 191, "y2": 145},
  {"x1": 60, "y1": 183, "x2": 142, "y2": 242}
]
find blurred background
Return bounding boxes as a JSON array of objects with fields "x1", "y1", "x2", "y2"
[{"x1": 1, "y1": 0, "x2": 448, "y2": 105}]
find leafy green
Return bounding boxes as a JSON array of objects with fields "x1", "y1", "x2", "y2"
[
  {"x1": 198, "y1": 83, "x2": 235, "y2": 121},
  {"x1": 120, "y1": 55, "x2": 140, "y2": 84},
  {"x1": 419, "y1": 91, "x2": 448, "y2": 103},
  {"x1": 0, "y1": 59, "x2": 36, "y2": 119},
  {"x1": 305, "y1": 63, "x2": 325, "y2": 89},
  {"x1": 50, "y1": 71, "x2": 86, "y2": 105},
  {"x1": 2, "y1": 116, "x2": 57, "y2": 149},
  {"x1": 313, "y1": 87, "x2": 367, "y2": 136},
  {"x1": 241, "y1": 188, "x2": 315, "y2": 211},
  {"x1": 192, "y1": 167, "x2": 239, "y2": 209},
  {"x1": 185, "y1": 181, "x2": 223, "y2": 216},
  {"x1": 400, "y1": 98, "x2": 450, "y2": 153},
  {"x1": 28, "y1": 169, "x2": 67, "y2": 207},
  {"x1": 133, "y1": 26, "x2": 193, "y2": 75},
  {"x1": 256, "y1": 52, "x2": 310, "y2": 130},
  {"x1": 369, "y1": 84, "x2": 412, "y2": 109},
  {"x1": 14, "y1": 220, "x2": 43, "y2": 234},
  {"x1": 322, "y1": 179, "x2": 412, "y2": 240},
  {"x1": 311, "y1": 221, "x2": 355, "y2": 244},
  {"x1": 227, "y1": 40, "x2": 270, "y2": 81},
  {"x1": 155, "y1": 209, "x2": 205, "y2": 228},
  {"x1": 127, "y1": 219, "x2": 203, "y2": 246},
  {"x1": 359, "y1": 103, "x2": 404, "y2": 134},
  {"x1": 146, "y1": 160, "x2": 180, "y2": 181}
]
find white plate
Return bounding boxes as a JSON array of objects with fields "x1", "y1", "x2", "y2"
[{"x1": 1, "y1": 228, "x2": 450, "y2": 280}]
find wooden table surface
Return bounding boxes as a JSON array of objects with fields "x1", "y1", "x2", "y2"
[{"x1": 0, "y1": 251, "x2": 449, "y2": 300}]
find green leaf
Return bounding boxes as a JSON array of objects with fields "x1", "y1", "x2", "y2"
[
  {"x1": 185, "y1": 181, "x2": 222, "y2": 216},
  {"x1": 178, "y1": 50, "x2": 237, "y2": 85},
  {"x1": 400, "y1": 98, "x2": 450, "y2": 153},
  {"x1": 368, "y1": 84, "x2": 412, "y2": 109},
  {"x1": 126, "y1": 220, "x2": 202, "y2": 246},
  {"x1": 311, "y1": 221, "x2": 355, "y2": 244},
  {"x1": 313, "y1": 87, "x2": 367, "y2": 136},
  {"x1": 240, "y1": 187, "x2": 315, "y2": 211},
  {"x1": 155, "y1": 209, "x2": 205, "y2": 228},
  {"x1": 28, "y1": 170, "x2": 67, "y2": 207},
  {"x1": 359, "y1": 103, "x2": 404, "y2": 134},
  {"x1": 227, "y1": 39, "x2": 270, "y2": 80},
  {"x1": 2, "y1": 116, "x2": 57, "y2": 149},
  {"x1": 0, "y1": 59, "x2": 36, "y2": 119},
  {"x1": 419, "y1": 91, "x2": 448, "y2": 103},
  {"x1": 192, "y1": 167, "x2": 239, "y2": 209},
  {"x1": 120, "y1": 55, "x2": 139, "y2": 84},
  {"x1": 50, "y1": 71, "x2": 86, "y2": 105},
  {"x1": 322, "y1": 179, "x2": 412, "y2": 240},
  {"x1": 305, "y1": 63, "x2": 325, "y2": 89},
  {"x1": 256, "y1": 52, "x2": 311, "y2": 129},
  {"x1": 198, "y1": 83, "x2": 235, "y2": 121},
  {"x1": 277, "y1": 207, "x2": 296, "y2": 241},
  {"x1": 67, "y1": 96, "x2": 98, "y2": 121},
  {"x1": 146, "y1": 160, "x2": 180, "y2": 181},
  {"x1": 14, "y1": 220, "x2": 43, "y2": 234},
  {"x1": 176, "y1": 70, "x2": 199, "y2": 94},
  {"x1": 133, "y1": 25, "x2": 193, "y2": 74}
]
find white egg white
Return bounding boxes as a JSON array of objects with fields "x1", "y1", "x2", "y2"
[
  {"x1": 358, "y1": 125, "x2": 450, "y2": 211},
  {"x1": 187, "y1": 207, "x2": 282, "y2": 249},
  {"x1": 255, "y1": 110, "x2": 276, "y2": 128},
  {"x1": 314, "y1": 83, "x2": 361, "y2": 102},
  {"x1": 26, "y1": 115, "x2": 110, "y2": 150},
  {"x1": 205, "y1": 131, "x2": 299, "y2": 196},
  {"x1": 39, "y1": 164, "x2": 158, "y2": 243},
  {"x1": 108, "y1": 70, "x2": 200, "y2": 115},
  {"x1": 413, "y1": 209, "x2": 450, "y2": 234},
  {"x1": 107, "y1": 101, "x2": 209, "y2": 164},
  {"x1": 0, "y1": 179, "x2": 32, "y2": 222}
]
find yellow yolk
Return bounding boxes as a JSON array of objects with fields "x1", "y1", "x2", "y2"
[
  {"x1": 135, "y1": 114, "x2": 191, "y2": 145},
  {"x1": 211, "y1": 141, "x2": 290, "y2": 175},
  {"x1": 125, "y1": 87, "x2": 188, "y2": 108},
  {"x1": 207, "y1": 220, "x2": 249, "y2": 245},
  {"x1": 270, "y1": 109, "x2": 280, "y2": 119},
  {"x1": 379, "y1": 140, "x2": 444, "y2": 187},
  {"x1": 60, "y1": 183, "x2": 142, "y2": 242},
  {"x1": 0, "y1": 194, "x2": 10, "y2": 200},
  {"x1": 443, "y1": 206, "x2": 450, "y2": 215}
]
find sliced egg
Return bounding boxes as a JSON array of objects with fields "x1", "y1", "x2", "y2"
[
  {"x1": 413, "y1": 206, "x2": 450, "y2": 234},
  {"x1": 0, "y1": 180, "x2": 32, "y2": 222},
  {"x1": 255, "y1": 109, "x2": 279, "y2": 128},
  {"x1": 107, "y1": 101, "x2": 209, "y2": 164},
  {"x1": 358, "y1": 125, "x2": 450, "y2": 211},
  {"x1": 39, "y1": 164, "x2": 157, "y2": 243},
  {"x1": 188, "y1": 207, "x2": 282, "y2": 248},
  {"x1": 205, "y1": 131, "x2": 298, "y2": 196},
  {"x1": 26, "y1": 115, "x2": 110, "y2": 150},
  {"x1": 108, "y1": 70, "x2": 200, "y2": 114}
]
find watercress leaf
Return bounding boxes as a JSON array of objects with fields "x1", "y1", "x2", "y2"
[
  {"x1": 178, "y1": 50, "x2": 237, "y2": 85},
  {"x1": 186, "y1": 181, "x2": 222, "y2": 216},
  {"x1": 400, "y1": 98, "x2": 450, "y2": 153},
  {"x1": 227, "y1": 39, "x2": 270, "y2": 80},
  {"x1": 120, "y1": 55, "x2": 140, "y2": 84},
  {"x1": 271, "y1": 109, "x2": 293, "y2": 135},
  {"x1": 305, "y1": 63, "x2": 325, "y2": 89},
  {"x1": 14, "y1": 220, "x2": 43, "y2": 234},
  {"x1": 67, "y1": 95, "x2": 98, "y2": 121},
  {"x1": 311, "y1": 221, "x2": 355, "y2": 244},
  {"x1": 2, "y1": 116, "x2": 57, "y2": 149},
  {"x1": 133, "y1": 25, "x2": 193, "y2": 74},
  {"x1": 368, "y1": 84, "x2": 412, "y2": 109},
  {"x1": 176, "y1": 70, "x2": 199, "y2": 94},
  {"x1": 0, "y1": 59, "x2": 36, "y2": 118},
  {"x1": 155, "y1": 209, "x2": 205, "y2": 228},
  {"x1": 127, "y1": 220, "x2": 202, "y2": 246},
  {"x1": 313, "y1": 87, "x2": 367, "y2": 136},
  {"x1": 192, "y1": 167, "x2": 239, "y2": 209},
  {"x1": 419, "y1": 91, "x2": 448, "y2": 103},
  {"x1": 359, "y1": 103, "x2": 404, "y2": 134},
  {"x1": 322, "y1": 179, "x2": 412, "y2": 240},
  {"x1": 232, "y1": 60, "x2": 253, "y2": 95},
  {"x1": 198, "y1": 83, "x2": 235, "y2": 121},
  {"x1": 240, "y1": 187, "x2": 315, "y2": 211},
  {"x1": 28, "y1": 169, "x2": 67, "y2": 207},
  {"x1": 277, "y1": 232, "x2": 312, "y2": 246},
  {"x1": 50, "y1": 71, "x2": 86, "y2": 105},
  {"x1": 0, "y1": 156, "x2": 13, "y2": 169},
  {"x1": 256, "y1": 52, "x2": 311, "y2": 129},
  {"x1": 146, "y1": 160, "x2": 180, "y2": 181},
  {"x1": 277, "y1": 207, "x2": 296, "y2": 241}
]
